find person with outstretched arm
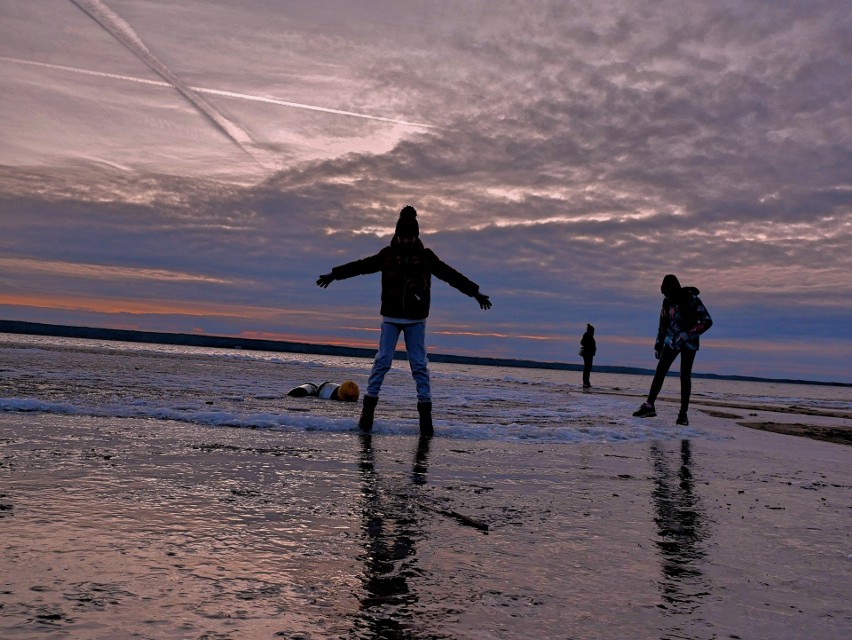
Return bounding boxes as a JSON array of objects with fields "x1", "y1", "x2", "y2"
[
  {"x1": 633, "y1": 274, "x2": 713, "y2": 425},
  {"x1": 317, "y1": 205, "x2": 491, "y2": 436}
]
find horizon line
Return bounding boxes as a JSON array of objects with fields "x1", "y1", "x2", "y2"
[{"x1": 0, "y1": 319, "x2": 848, "y2": 388}]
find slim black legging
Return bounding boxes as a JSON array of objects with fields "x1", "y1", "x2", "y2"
[
  {"x1": 582, "y1": 356, "x2": 594, "y2": 386},
  {"x1": 647, "y1": 346, "x2": 696, "y2": 412}
]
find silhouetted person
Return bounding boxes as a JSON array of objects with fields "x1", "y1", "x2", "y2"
[
  {"x1": 633, "y1": 274, "x2": 712, "y2": 425},
  {"x1": 580, "y1": 323, "x2": 596, "y2": 389},
  {"x1": 317, "y1": 205, "x2": 491, "y2": 435},
  {"x1": 286, "y1": 380, "x2": 359, "y2": 401}
]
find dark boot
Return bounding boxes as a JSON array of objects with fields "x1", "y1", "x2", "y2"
[
  {"x1": 359, "y1": 395, "x2": 378, "y2": 431},
  {"x1": 417, "y1": 401, "x2": 433, "y2": 437}
]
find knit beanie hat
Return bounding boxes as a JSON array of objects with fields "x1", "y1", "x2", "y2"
[{"x1": 395, "y1": 205, "x2": 419, "y2": 238}]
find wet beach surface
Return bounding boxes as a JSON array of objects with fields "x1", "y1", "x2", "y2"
[
  {"x1": 2, "y1": 411, "x2": 850, "y2": 640},
  {"x1": 1, "y1": 335, "x2": 850, "y2": 638}
]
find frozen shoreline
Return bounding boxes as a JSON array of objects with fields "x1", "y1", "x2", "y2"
[{"x1": 1, "y1": 404, "x2": 850, "y2": 639}]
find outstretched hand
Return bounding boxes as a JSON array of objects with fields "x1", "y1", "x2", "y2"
[
  {"x1": 475, "y1": 292, "x2": 492, "y2": 310},
  {"x1": 316, "y1": 273, "x2": 334, "y2": 288}
]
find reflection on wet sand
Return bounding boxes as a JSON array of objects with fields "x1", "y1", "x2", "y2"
[
  {"x1": 650, "y1": 440, "x2": 711, "y2": 625},
  {"x1": 352, "y1": 433, "x2": 433, "y2": 639}
]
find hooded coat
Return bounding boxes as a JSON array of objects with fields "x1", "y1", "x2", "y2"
[
  {"x1": 329, "y1": 237, "x2": 481, "y2": 320},
  {"x1": 580, "y1": 328, "x2": 596, "y2": 357},
  {"x1": 655, "y1": 286, "x2": 713, "y2": 352}
]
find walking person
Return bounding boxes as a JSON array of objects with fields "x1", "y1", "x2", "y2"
[
  {"x1": 316, "y1": 205, "x2": 492, "y2": 436},
  {"x1": 633, "y1": 274, "x2": 713, "y2": 425},
  {"x1": 580, "y1": 324, "x2": 596, "y2": 389}
]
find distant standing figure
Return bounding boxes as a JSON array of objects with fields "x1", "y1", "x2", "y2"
[
  {"x1": 316, "y1": 205, "x2": 492, "y2": 436},
  {"x1": 633, "y1": 274, "x2": 713, "y2": 425},
  {"x1": 580, "y1": 324, "x2": 596, "y2": 389}
]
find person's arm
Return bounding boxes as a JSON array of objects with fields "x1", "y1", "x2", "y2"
[
  {"x1": 687, "y1": 297, "x2": 713, "y2": 338},
  {"x1": 316, "y1": 251, "x2": 384, "y2": 288},
  {"x1": 654, "y1": 303, "x2": 668, "y2": 358},
  {"x1": 426, "y1": 250, "x2": 491, "y2": 309},
  {"x1": 672, "y1": 296, "x2": 713, "y2": 350}
]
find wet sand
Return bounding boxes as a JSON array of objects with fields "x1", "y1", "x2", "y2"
[
  {"x1": 1, "y1": 400, "x2": 850, "y2": 639},
  {"x1": 598, "y1": 384, "x2": 852, "y2": 447},
  {"x1": 734, "y1": 421, "x2": 852, "y2": 446},
  {"x1": 687, "y1": 398, "x2": 852, "y2": 446}
]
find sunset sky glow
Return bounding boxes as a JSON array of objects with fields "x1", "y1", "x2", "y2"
[{"x1": 1, "y1": 0, "x2": 850, "y2": 382}]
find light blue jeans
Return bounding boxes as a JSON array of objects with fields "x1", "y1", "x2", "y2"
[{"x1": 367, "y1": 321, "x2": 430, "y2": 402}]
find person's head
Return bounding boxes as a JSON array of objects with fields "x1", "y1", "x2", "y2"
[
  {"x1": 394, "y1": 205, "x2": 419, "y2": 242},
  {"x1": 587, "y1": 323, "x2": 594, "y2": 334},
  {"x1": 660, "y1": 274, "x2": 681, "y2": 298},
  {"x1": 337, "y1": 380, "x2": 360, "y2": 402}
]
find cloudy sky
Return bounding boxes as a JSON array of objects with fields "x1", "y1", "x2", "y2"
[{"x1": 1, "y1": 0, "x2": 850, "y2": 383}]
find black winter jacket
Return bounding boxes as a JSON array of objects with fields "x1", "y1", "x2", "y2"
[
  {"x1": 330, "y1": 239, "x2": 481, "y2": 320},
  {"x1": 580, "y1": 331, "x2": 597, "y2": 357}
]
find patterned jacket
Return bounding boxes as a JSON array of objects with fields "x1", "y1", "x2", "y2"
[
  {"x1": 655, "y1": 286, "x2": 713, "y2": 352},
  {"x1": 330, "y1": 238, "x2": 481, "y2": 320}
]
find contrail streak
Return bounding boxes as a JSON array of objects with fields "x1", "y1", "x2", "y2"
[
  {"x1": 1, "y1": 55, "x2": 433, "y2": 130},
  {"x1": 69, "y1": 0, "x2": 267, "y2": 166},
  {"x1": 197, "y1": 87, "x2": 434, "y2": 129}
]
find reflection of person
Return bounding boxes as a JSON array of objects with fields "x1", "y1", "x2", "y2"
[
  {"x1": 649, "y1": 440, "x2": 709, "y2": 615},
  {"x1": 286, "y1": 380, "x2": 359, "y2": 401},
  {"x1": 633, "y1": 275, "x2": 713, "y2": 425},
  {"x1": 355, "y1": 433, "x2": 431, "y2": 634},
  {"x1": 317, "y1": 205, "x2": 492, "y2": 435},
  {"x1": 579, "y1": 324, "x2": 596, "y2": 389}
]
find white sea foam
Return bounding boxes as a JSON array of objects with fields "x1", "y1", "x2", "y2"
[{"x1": 0, "y1": 393, "x2": 709, "y2": 444}]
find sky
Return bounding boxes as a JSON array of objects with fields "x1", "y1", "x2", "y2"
[{"x1": 1, "y1": 0, "x2": 851, "y2": 384}]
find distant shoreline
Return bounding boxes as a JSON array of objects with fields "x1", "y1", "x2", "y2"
[{"x1": 1, "y1": 319, "x2": 848, "y2": 387}]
